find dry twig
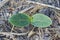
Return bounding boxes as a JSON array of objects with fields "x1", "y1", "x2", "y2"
[
  {"x1": 26, "y1": 1, "x2": 60, "y2": 10},
  {"x1": 0, "y1": 32, "x2": 28, "y2": 35}
]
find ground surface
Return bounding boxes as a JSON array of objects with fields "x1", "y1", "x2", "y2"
[{"x1": 0, "y1": 0, "x2": 60, "y2": 40}]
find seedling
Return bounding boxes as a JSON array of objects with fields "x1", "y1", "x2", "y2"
[
  {"x1": 8, "y1": 13, "x2": 52, "y2": 38},
  {"x1": 8, "y1": 13, "x2": 30, "y2": 27}
]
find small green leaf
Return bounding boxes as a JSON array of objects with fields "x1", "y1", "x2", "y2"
[
  {"x1": 31, "y1": 13, "x2": 52, "y2": 28},
  {"x1": 8, "y1": 13, "x2": 30, "y2": 27}
]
